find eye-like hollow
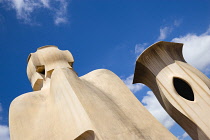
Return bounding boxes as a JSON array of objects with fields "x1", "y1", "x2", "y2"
[
  {"x1": 36, "y1": 65, "x2": 45, "y2": 75},
  {"x1": 74, "y1": 130, "x2": 95, "y2": 140},
  {"x1": 68, "y1": 62, "x2": 73, "y2": 67},
  {"x1": 173, "y1": 77, "x2": 194, "y2": 101}
]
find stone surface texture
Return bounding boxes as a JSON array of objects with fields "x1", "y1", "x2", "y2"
[
  {"x1": 9, "y1": 45, "x2": 176, "y2": 140},
  {"x1": 134, "y1": 41, "x2": 210, "y2": 140}
]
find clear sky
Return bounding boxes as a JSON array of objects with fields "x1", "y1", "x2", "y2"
[{"x1": 1, "y1": 0, "x2": 210, "y2": 140}]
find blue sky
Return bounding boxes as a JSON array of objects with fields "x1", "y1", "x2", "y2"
[{"x1": 1, "y1": 0, "x2": 210, "y2": 139}]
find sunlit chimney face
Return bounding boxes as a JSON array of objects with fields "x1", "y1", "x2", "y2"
[{"x1": 27, "y1": 45, "x2": 74, "y2": 91}]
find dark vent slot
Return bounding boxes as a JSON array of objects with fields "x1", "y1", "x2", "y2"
[
  {"x1": 74, "y1": 130, "x2": 95, "y2": 140},
  {"x1": 36, "y1": 65, "x2": 45, "y2": 75},
  {"x1": 173, "y1": 77, "x2": 194, "y2": 101}
]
